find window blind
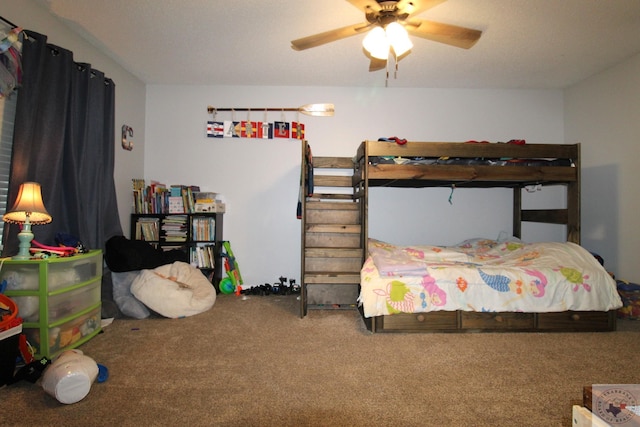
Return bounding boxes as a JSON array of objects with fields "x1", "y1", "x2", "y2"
[{"x1": 0, "y1": 94, "x2": 17, "y2": 249}]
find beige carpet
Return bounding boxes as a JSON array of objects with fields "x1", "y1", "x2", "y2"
[{"x1": 2, "y1": 294, "x2": 640, "y2": 427}]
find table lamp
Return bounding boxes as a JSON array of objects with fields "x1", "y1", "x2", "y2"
[{"x1": 2, "y1": 182, "x2": 52, "y2": 260}]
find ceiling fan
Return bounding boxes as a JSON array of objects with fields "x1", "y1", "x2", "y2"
[{"x1": 291, "y1": 0, "x2": 482, "y2": 73}]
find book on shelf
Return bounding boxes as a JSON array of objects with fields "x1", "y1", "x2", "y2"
[
  {"x1": 170, "y1": 185, "x2": 183, "y2": 197},
  {"x1": 161, "y1": 215, "x2": 187, "y2": 242},
  {"x1": 132, "y1": 178, "x2": 146, "y2": 192},
  {"x1": 149, "y1": 181, "x2": 169, "y2": 214},
  {"x1": 149, "y1": 180, "x2": 166, "y2": 193},
  {"x1": 132, "y1": 179, "x2": 171, "y2": 214},
  {"x1": 168, "y1": 196, "x2": 184, "y2": 213},
  {"x1": 191, "y1": 216, "x2": 216, "y2": 241},
  {"x1": 182, "y1": 186, "x2": 200, "y2": 213},
  {"x1": 133, "y1": 179, "x2": 220, "y2": 214},
  {"x1": 190, "y1": 244, "x2": 216, "y2": 269},
  {"x1": 135, "y1": 217, "x2": 159, "y2": 241}
]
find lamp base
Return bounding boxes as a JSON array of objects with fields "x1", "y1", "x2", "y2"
[{"x1": 12, "y1": 224, "x2": 34, "y2": 260}]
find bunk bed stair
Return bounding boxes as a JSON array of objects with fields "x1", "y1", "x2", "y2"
[{"x1": 300, "y1": 150, "x2": 361, "y2": 317}]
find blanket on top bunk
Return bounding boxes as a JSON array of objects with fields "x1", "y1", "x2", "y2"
[
  {"x1": 359, "y1": 238, "x2": 622, "y2": 318},
  {"x1": 368, "y1": 156, "x2": 574, "y2": 167}
]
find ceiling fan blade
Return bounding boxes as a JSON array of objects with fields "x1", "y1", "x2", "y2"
[
  {"x1": 291, "y1": 22, "x2": 371, "y2": 51},
  {"x1": 397, "y1": 0, "x2": 446, "y2": 17},
  {"x1": 369, "y1": 57, "x2": 387, "y2": 72},
  {"x1": 406, "y1": 19, "x2": 482, "y2": 49}
]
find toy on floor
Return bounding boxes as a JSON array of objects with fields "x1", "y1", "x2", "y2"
[
  {"x1": 240, "y1": 277, "x2": 300, "y2": 296},
  {"x1": 11, "y1": 357, "x2": 51, "y2": 384},
  {"x1": 41, "y1": 349, "x2": 99, "y2": 404},
  {"x1": 220, "y1": 241, "x2": 243, "y2": 295}
]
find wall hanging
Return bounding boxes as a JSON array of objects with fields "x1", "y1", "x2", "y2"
[
  {"x1": 121, "y1": 125, "x2": 133, "y2": 150},
  {"x1": 205, "y1": 103, "x2": 334, "y2": 140}
]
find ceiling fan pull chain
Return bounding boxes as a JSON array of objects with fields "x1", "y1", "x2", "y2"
[
  {"x1": 385, "y1": 57, "x2": 389, "y2": 87},
  {"x1": 394, "y1": 54, "x2": 398, "y2": 79}
]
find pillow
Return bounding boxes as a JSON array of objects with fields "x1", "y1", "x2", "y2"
[
  {"x1": 111, "y1": 271, "x2": 150, "y2": 319},
  {"x1": 455, "y1": 238, "x2": 499, "y2": 250}
]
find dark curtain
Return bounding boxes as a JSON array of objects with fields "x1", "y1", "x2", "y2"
[{"x1": 2, "y1": 30, "x2": 122, "y2": 256}]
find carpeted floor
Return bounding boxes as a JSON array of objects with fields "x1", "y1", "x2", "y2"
[{"x1": 2, "y1": 294, "x2": 640, "y2": 427}]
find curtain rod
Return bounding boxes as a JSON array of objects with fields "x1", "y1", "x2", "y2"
[{"x1": 0, "y1": 15, "x2": 19, "y2": 29}]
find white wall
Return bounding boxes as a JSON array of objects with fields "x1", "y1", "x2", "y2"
[
  {"x1": 565, "y1": 53, "x2": 640, "y2": 283},
  {"x1": 146, "y1": 85, "x2": 566, "y2": 286},
  {"x1": 1, "y1": 0, "x2": 146, "y2": 237}
]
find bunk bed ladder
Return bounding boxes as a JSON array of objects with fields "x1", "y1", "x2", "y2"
[{"x1": 300, "y1": 141, "x2": 362, "y2": 317}]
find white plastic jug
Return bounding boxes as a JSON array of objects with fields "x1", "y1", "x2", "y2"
[{"x1": 41, "y1": 349, "x2": 99, "y2": 404}]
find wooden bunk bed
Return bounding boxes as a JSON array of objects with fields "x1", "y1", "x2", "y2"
[{"x1": 353, "y1": 140, "x2": 620, "y2": 333}]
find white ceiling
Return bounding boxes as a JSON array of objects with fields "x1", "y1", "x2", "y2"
[{"x1": 35, "y1": 0, "x2": 640, "y2": 89}]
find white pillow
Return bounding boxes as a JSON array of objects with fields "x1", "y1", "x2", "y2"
[{"x1": 111, "y1": 271, "x2": 150, "y2": 319}]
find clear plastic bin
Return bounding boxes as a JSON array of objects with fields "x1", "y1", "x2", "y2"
[
  {"x1": 0, "y1": 252, "x2": 102, "y2": 291},
  {"x1": 1, "y1": 266, "x2": 40, "y2": 290},
  {"x1": 10, "y1": 295, "x2": 39, "y2": 322},
  {"x1": 48, "y1": 281, "x2": 101, "y2": 322},
  {"x1": 24, "y1": 306, "x2": 101, "y2": 358},
  {"x1": 12, "y1": 281, "x2": 101, "y2": 323},
  {"x1": 48, "y1": 256, "x2": 102, "y2": 291}
]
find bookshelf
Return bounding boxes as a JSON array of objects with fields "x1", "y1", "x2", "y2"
[{"x1": 130, "y1": 212, "x2": 224, "y2": 287}]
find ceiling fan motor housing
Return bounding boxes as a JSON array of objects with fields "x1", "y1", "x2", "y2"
[{"x1": 367, "y1": 1, "x2": 410, "y2": 27}]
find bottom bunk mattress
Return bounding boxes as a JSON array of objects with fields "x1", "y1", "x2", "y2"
[{"x1": 359, "y1": 238, "x2": 622, "y2": 318}]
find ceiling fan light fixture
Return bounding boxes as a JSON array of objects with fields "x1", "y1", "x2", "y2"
[
  {"x1": 291, "y1": 0, "x2": 482, "y2": 78},
  {"x1": 386, "y1": 22, "x2": 412, "y2": 57},
  {"x1": 363, "y1": 26, "x2": 389, "y2": 60}
]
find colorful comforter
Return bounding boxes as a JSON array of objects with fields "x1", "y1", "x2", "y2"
[{"x1": 359, "y1": 238, "x2": 622, "y2": 318}]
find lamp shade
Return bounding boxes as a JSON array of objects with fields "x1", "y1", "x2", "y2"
[
  {"x1": 362, "y1": 26, "x2": 390, "y2": 60},
  {"x1": 386, "y1": 22, "x2": 413, "y2": 57},
  {"x1": 3, "y1": 182, "x2": 52, "y2": 225}
]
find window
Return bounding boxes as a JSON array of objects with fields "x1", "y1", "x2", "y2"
[{"x1": 0, "y1": 94, "x2": 17, "y2": 250}]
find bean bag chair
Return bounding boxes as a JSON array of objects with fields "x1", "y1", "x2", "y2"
[{"x1": 130, "y1": 261, "x2": 216, "y2": 318}]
